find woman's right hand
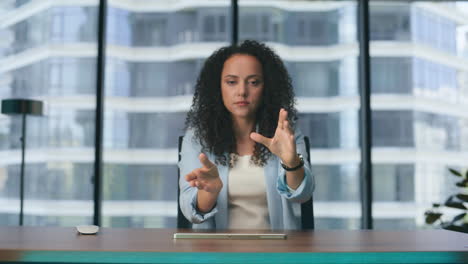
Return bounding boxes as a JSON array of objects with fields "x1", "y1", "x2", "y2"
[{"x1": 185, "y1": 153, "x2": 223, "y2": 194}]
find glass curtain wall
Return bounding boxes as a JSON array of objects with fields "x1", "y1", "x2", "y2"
[
  {"x1": 239, "y1": 0, "x2": 361, "y2": 229},
  {"x1": 3, "y1": 0, "x2": 466, "y2": 230},
  {"x1": 0, "y1": 0, "x2": 97, "y2": 225},
  {"x1": 369, "y1": 1, "x2": 468, "y2": 229},
  {"x1": 102, "y1": 0, "x2": 230, "y2": 227}
]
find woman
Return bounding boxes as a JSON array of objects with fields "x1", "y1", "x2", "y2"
[{"x1": 179, "y1": 40, "x2": 314, "y2": 230}]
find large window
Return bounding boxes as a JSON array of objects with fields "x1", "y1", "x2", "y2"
[
  {"x1": 2, "y1": 0, "x2": 467, "y2": 230},
  {"x1": 102, "y1": 1, "x2": 229, "y2": 228},
  {"x1": 240, "y1": 0, "x2": 360, "y2": 230},
  {"x1": 0, "y1": 2, "x2": 97, "y2": 226},
  {"x1": 370, "y1": 1, "x2": 468, "y2": 229}
]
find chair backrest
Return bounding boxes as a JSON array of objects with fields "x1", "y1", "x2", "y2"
[
  {"x1": 177, "y1": 136, "x2": 192, "y2": 229},
  {"x1": 176, "y1": 135, "x2": 314, "y2": 229},
  {"x1": 301, "y1": 136, "x2": 315, "y2": 230}
]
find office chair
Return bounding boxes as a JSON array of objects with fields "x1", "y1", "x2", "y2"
[
  {"x1": 177, "y1": 135, "x2": 314, "y2": 229},
  {"x1": 177, "y1": 136, "x2": 192, "y2": 228},
  {"x1": 301, "y1": 136, "x2": 315, "y2": 230}
]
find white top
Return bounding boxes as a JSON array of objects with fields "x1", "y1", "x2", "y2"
[{"x1": 228, "y1": 155, "x2": 270, "y2": 229}]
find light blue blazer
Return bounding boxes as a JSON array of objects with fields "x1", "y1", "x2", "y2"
[{"x1": 178, "y1": 128, "x2": 314, "y2": 230}]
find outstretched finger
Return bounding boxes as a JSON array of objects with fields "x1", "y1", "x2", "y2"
[
  {"x1": 250, "y1": 132, "x2": 271, "y2": 147},
  {"x1": 277, "y1": 108, "x2": 285, "y2": 129},
  {"x1": 185, "y1": 171, "x2": 197, "y2": 182},
  {"x1": 283, "y1": 120, "x2": 294, "y2": 135},
  {"x1": 199, "y1": 153, "x2": 215, "y2": 169}
]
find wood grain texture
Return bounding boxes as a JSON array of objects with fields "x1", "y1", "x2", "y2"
[{"x1": 0, "y1": 227, "x2": 467, "y2": 253}]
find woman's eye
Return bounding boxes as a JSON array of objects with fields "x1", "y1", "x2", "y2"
[
  {"x1": 250, "y1": 80, "x2": 260, "y2": 86},
  {"x1": 227, "y1": 80, "x2": 236, "y2": 85}
]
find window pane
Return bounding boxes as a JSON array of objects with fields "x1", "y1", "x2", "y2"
[
  {"x1": 239, "y1": 0, "x2": 360, "y2": 230},
  {"x1": 0, "y1": 1, "x2": 97, "y2": 226},
  {"x1": 103, "y1": 0, "x2": 229, "y2": 228},
  {"x1": 370, "y1": 1, "x2": 468, "y2": 230}
]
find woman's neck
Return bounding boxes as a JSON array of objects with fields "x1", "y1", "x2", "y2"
[
  {"x1": 232, "y1": 117, "x2": 256, "y2": 156},
  {"x1": 232, "y1": 117, "x2": 256, "y2": 142}
]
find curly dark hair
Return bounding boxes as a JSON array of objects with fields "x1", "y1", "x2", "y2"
[{"x1": 185, "y1": 40, "x2": 297, "y2": 167}]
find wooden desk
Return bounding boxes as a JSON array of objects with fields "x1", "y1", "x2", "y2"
[{"x1": 0, "y1": 227, "x2": 467, "y2": 263}]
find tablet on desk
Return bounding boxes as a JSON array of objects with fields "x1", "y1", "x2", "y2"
[{"x1": 173, "y1": 233, "x2": 287, "y2": 240}]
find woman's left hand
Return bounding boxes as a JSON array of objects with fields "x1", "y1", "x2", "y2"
[{"x1": 250, "y1": 108, "x2": 298, "y2": 167}]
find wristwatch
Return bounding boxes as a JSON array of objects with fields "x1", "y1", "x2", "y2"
[{"x1": 280, "y1": 154, "x2": 304, "y2": 171}]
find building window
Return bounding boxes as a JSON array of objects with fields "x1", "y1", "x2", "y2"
[
  {"x1": 372, "y1": 111, "x2": 414, "y2": 147},
  {"x1": 299, "y1": 113, "x2": 341, "y2": 148},
  {"x1": 373, "y1": 164, "x2": 415, "y2": 201},
  {"x1": 200, "y1": 10, "x2": 227, "y2": 42},
  {"x1": 370, "y1": 4, "x2": 410, "y2": 41},
  {"x1": 371, "y1": 57, "x2": 412, "y2": 94}
]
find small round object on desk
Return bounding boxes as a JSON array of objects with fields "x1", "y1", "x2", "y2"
[{"x1": 76, "y1": 225, "x2": 99, "y2": 235}]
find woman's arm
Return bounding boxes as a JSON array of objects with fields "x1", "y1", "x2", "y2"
[
  {"x1": 250, "y1": 109, "x2": 314, "y2": 203},
  {"x1": 178, "y1": 129, "x2": 222, "y2": 224},
  {"x1": 250, "y1": 108, "x2": 306, "y2": 190},
  {"x1": 276, "y1": 129, "x2": 314, "y2": 203},
  {"x1": 185, "y1": 153, "x2": 223, "y2": 213},
  {"x1": 283, "y1": 158, "x2": 305, "y2": 190}
]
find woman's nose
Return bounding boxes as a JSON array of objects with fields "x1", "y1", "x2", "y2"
[{"x1": 237, "y1": 82, "x2": 247, "y2": 96}]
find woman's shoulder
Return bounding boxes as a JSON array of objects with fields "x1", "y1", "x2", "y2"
[
  {"x1": 182, "y1": 127, "x2": 195, "y2": 138},
  {"x1": 181, "y1": 128, "x2": 202, "y2": 149}
]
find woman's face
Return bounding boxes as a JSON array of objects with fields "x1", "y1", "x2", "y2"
[{"x1": 221, "y1": 54, "x2": 264, "y2": 121}]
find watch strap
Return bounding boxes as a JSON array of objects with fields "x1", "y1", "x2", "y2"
[{"x1": 281, "y1": 154, "x2": 304, "y2": 171}]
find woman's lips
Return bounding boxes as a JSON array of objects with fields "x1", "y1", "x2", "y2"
[{"x1": 235, "y1": 101, "x2": 249, "y2": 106}]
